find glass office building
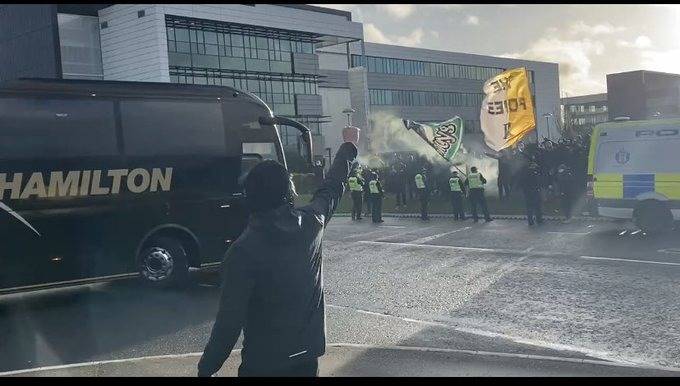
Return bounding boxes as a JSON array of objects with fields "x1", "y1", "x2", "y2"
[{"x1": 165, "y1": 15, "x2": 323, "y2": 147}]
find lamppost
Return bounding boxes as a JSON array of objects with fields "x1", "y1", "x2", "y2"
[
  {"x1": 342, "y1": 108, "x2": 356, "y2": 126},
  {"x1": 542, "y1": 112, "x2": 553, "y2": 141}
]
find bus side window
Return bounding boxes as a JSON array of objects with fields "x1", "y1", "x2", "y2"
[
  {"x1": 0, "y1": 97, "x2": 117, "y2": 159},
  {"x1": 120, "y1": 100, "x2": 225, "y2": 156}
]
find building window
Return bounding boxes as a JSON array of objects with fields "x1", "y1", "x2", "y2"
[
  {"x1": 137, "y1": 10, "x2": 145, "y2": 18},
  {"x1": 165, "y1": 15, "x2": 323, "y2": 146},
  {"x1": 368, "y1": 89, "x2": 484, "y2": 108},
  {"x1": 351, "y1": 54, "x2": 504, "y2": 81}
]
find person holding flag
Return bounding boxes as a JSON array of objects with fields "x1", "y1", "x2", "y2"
[
  {"x1": 449, "y1": 171, "x2": 466, "y2": 221},
  {"x1": 465, "y1": 166, "x2": 492, "y2": 223}
]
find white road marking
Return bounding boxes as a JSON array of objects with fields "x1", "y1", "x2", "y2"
[
  {"x1": 579, "y1": 255, "x2": 680, "y2": 267},
  {"x1": 326, "y1": 304, "x2": 678, "y2": 369},
  {"x1": 340, "y1": 229, "x2": 389, "y2": 240},
  {"x1": 0, "y1": 351, "x2": 206, "y2": 376},
  {"x1": 357, "y1": 240, "x2": 523, "y2": 255},
  {"x1": 409, "y1": 226, "x2": 472, "y2": 244},
  {"x1": 373, "y1": 225, "x2": 441, "y2": 242},
  {"x1": 658, "y1": 248, "x2": 680, "y2": 255},
  {"x1": 3, "y1": 343, "x2": 678, "y2": 377},
  {"x1": 357, "y1": 241, "x2": 680, "y2": 268}
]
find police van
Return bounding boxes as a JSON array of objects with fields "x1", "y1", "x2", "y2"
[
  {"x1": 587, "y1": 118, "x2": 680, "y2": 232},
  {"x1": 0, "y1": 78, "x2": 313, "y2": 293}
]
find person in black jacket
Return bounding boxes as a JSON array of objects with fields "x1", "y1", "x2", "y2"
[
  {"x1": 517, "y1": 161, "x2": 544, "y2": 226},
  {"x1": 197, "y1": 128, "x2": 360, "y2": 378}
]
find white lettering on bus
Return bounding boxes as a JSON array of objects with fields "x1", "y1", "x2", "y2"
[
  {"x1": 20, "y1": 173, "x2": 47, "y2": 199},
  {"x1": 108, "y1": 169, "x2": 128, "y2": 194},
  {"x1": 0, "y1": 172, "x2": 23, "y2": 200},
  {"x1": 90, "y1": 170, "x2": 110, "y2": 196},
  {"x1": 0, "y1": 168, "x2": 173, "y2": 200},
  {"x1": 80, "y1": 171, "x2": 91, "y2": 197},
  {"x1": 150, "y1": 168, "x2": 172, "y2": 192},
  {"x1": 47, "y1": 171, "x2": 80, "y2": 197},
  {"x1": 127, "y1": 168, "x2": 151, "y2": 194}
]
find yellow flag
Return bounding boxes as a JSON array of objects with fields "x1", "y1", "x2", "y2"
[{"x1": 479, "y1": 67, "x2": 536, "y2": 151}]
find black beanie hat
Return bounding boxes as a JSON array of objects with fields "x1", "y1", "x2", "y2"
[{"x1": 244, "y1": 160, "x2": 290, "y2": 213}]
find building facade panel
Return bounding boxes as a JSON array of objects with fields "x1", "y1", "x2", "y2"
[
  {"x1": 318, "y1": 69, "x2": 349, "y2": 89},
  {"x1": 607, "y1": 70, "x2": 680, "y2": 121},
  {"x1": 291, "y1": 53, "x2": 319, "y2": 76},
  {"x1": 0, "y1": 4, "x2": 62, "y2": 81},
  {"x1": 99, "y1": 4, "x2": 168, "y2": 82}
]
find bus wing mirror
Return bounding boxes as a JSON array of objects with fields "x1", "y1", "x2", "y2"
[{"x1": 259, "y1": 116, "x2": 314, "y2": 167}]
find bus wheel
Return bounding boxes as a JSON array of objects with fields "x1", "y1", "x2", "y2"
[
  {"x1": 138, "y1": 237, "x2": 189, "y2": 288},
  {"x1": 634, "y1": 200, "x2": 673, "y2": 234}
]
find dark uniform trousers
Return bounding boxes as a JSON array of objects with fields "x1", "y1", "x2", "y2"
[
  {"x1": 238, "y1": 358, "x2": 319, "y2": 377},
  {"x1": 417, "y1": 189, "x2": 429, "y2": 220},
  {"x1": 370, "y1": 194, "x2": 383, "y2": 222},
  {"x1": 524, "y1": 189, "x2": 544, "y2": 225},
  {"x1": 396, "y1": 188, "x2": 407, "y2": 207},
  {"x1": 364, "y1": 189, "x2": 372, "y2": 217},
  {"x1": 351, "y1": 191, "x2": 363, "y2": 220},
  {"x1": 469, "y1": 189, "x2": 491, "y2": 221},
  {"x1": 451, "y1": 191, "x2": 466, "y2": 220}
]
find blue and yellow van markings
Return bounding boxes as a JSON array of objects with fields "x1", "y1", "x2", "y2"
[{"x1": 593, "y1": 173, "x2": 680, "y2": 200}]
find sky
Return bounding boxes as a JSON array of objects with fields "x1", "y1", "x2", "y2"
[{"x1": 315, "y1": 4, "x2": 680, "y2": 97}]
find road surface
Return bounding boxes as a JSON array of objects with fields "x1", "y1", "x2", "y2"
[{"x1": 1, "y1": 217, "x2": 679, "y2": 373}]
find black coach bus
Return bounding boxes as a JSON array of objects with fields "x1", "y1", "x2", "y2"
[{"x1": 0, "y1": 79, "x2": 313, "y2": 293}]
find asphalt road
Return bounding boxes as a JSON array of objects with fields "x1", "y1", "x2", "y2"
[{"x1": 1, "y1": 217, "x2": 680, "y2": 373}]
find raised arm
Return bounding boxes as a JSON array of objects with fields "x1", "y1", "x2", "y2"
[{"x1": 304, "y1": 127, "x2": 359, "y2": 225}]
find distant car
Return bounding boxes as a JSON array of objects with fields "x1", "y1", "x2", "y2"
[{"x1": 587, "y1": 118, "x2": 680, "y2": 232}]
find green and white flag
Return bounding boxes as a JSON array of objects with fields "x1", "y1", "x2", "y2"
[{"x1": 403, "y1": 116, "x2": 464, "y2": 162}]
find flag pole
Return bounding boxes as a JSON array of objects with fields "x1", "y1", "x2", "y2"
[{"x1": 527, "y1": 67, "x2": 539, "y2": 144}]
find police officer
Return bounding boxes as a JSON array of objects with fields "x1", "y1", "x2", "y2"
[
  {"x1": 414, "y1": 168, "x2": 429, "y2": 221},
  {"x1": 519, "y1": 161, "x2": 544, "y2": 226},
  {"x1": 449, "y1": 171, "x2": 466, "y2": 220},
  {"x1": 465, "y1": 166, "x2": 492, "y2": 223},
  {"x1": 368, "y1": 172, "x2": 384, "y2": 223},
  {"x1": 347, "y1": 171, "x2": 364, "y2": 220}
]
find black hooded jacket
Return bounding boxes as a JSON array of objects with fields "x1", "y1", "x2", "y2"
[{"x1": 197, "y1": 142, "x2": 358, "y2": 375}]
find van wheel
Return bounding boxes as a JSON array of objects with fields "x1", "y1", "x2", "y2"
[
  {"x1": 138, "y1": 236, "x2": 189, "y2": 288},
  {"x1": 634, "y1": 200, "x2": 673, "y2": 234}
]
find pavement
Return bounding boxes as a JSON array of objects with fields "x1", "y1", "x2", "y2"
[
  {"x1": 2, "y1": 216, "x2": 680, "y2": 376},
  {"x1": 4, "y1": 344, "x2": 680, "y2": 377}
]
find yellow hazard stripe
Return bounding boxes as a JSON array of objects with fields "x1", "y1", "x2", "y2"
[
  {"x1": 593, "y1": 173, "x2": 623, "y2": 199},
  {"x1": 655, "y1": 173, "x2": 680, "y2": 199}
]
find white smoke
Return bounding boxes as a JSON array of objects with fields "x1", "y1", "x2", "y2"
[{"x1": 361, "y1": 111, "x2": 500, "y2": 194}]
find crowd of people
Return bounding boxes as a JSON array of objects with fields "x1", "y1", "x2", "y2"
[{"x1": 346, "y1": 133, "x2": 592, "y2": 225}]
